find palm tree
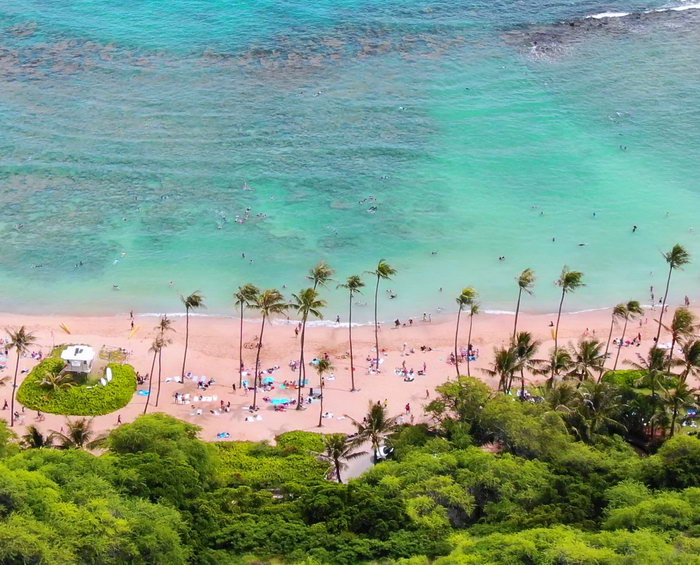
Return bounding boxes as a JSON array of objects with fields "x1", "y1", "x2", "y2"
[
  {"x1": 315, "y1": 358, "x2": 334, "y2": 427},
  {"x1": 466, "y1": 295, "x2": 480, "y2": 377},
  {"x1": 367, "y1": 260, "x2": 397, "y2": 370},
  {"x1": 155, "y1": 315, "x2": 175, "y2": 408},
  {"x1": 482, "y1": 345, "x2": 520, "y2": 394},
  {"x1": 612, "y1": 301, "x2": 644, "y2": 371},
  {"x1": 316, "y1": 433, "x2": 367, "y2": 483},
  {"x1": 552, "y1": 267, "x2": 585, "y2": 381},
  {"x1": 338, "y1": 275, "x2": 365, "y2": 391},
  {"x1": 544, "y1": 380, "x2": 581, "y2": 412},
  {"x1": 513, "y1": 268, "x2": 535, "y2": 340},
  {"x1": 600, "y1": 304, "x2": 627, "y2": 380},
  {"x1": 291, "y1": 289, "x2": 326, "y2": 409},
  {"x1": 234, "y1": 284, "x2": 259, "y2": 387},
  {"x1": 180, "y1": 291, "x2": 205, "y2": 378},
  {"x1": 21, "y1": 425, "x2": 54, "y2": 449},
  {"x1": 655, "y1": 244, "x2": 690, "y2": 345},
  {"x1": 628, "y1": 347, "x2": 668, "y2": 439},
  {"x1": 539, "y1": 348, "x2": 574, "y2": 387},
  {"x1": 662, "y1": 307, "x2": 696, "y2": 370},
  {"x1": 39, "y1": 371, "x2": 74, "y2": 392},
  {"x1": 249, "y1": 289, "x2": 288, "y2": 410},
  {"x1": 454, "y1": 288, "x2": 477, "y2": 378},
  {"x1": 675, "y1": 339, "x2": 700, "y2": 385},
  {"x1": 6, "y1": 326, "x2": 36, "y2": 427},
  {"x1": 661, "y1": 381, "x2": 697, "y2": 437},
  {"x1": 513, "y1": 332, "x2": 542, "y2": 399},
  {"x1": 348, "y1": 401, "x2": 399, "y2": 461},
  {"x1": 144, "y1": 335, "x2": 163, "y2": 414},
  {"x1": 51, "y1": 418, "x2": 106, "y2": 450},
  {"x1": 568, "y1": 340, "x2": 606, "y2": 386},
  {"x1": 308, "y1": 261, "x2": 335, "y2": 290},
  {"x1": 574, "y1": 381, "x2": 626, "y2": 443}
]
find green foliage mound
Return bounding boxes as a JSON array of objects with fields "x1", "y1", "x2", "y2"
[{"x1": 17, "y1": 359, "x2": 136, "y2": 416}]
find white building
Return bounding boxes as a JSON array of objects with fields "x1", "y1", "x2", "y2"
[{"x1": 60, "y1": 345, "x2": 95, "y2": 373}]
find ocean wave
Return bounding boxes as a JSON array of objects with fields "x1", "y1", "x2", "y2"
[
  {"x1": 585, "y1": 11, "x2": 630, "y2": 19},
  {"x1": 585, "y1": 2, "x2": 700, "y2": 20}
]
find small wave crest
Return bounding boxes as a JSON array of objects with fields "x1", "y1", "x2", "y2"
[{"x1": 585, "y1": 2, "x2": 700, "y2": 20}]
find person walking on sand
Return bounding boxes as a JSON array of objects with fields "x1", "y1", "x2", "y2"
[{"x1": 405, "y1": 403, "x2": 410, "y2": 414}]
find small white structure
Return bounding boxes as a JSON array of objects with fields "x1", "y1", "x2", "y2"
[{"x1": 60, "y1": 345, "x2": 95, "y2": 373}]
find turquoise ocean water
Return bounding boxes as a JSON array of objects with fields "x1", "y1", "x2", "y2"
[{"x1": 1, "y1": 0, "x2": 699, "y2": 319}]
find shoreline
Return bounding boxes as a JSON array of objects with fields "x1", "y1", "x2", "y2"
[{"x1": 0, "y1": 303, "x2": 695, "y2": 444}]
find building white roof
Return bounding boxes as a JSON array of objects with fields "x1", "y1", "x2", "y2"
[{"x1": 60, "y1": 345, "x2": 96, "y2": 363}]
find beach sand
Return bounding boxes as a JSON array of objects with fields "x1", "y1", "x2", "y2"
[{"x1": 0, "y1": 304, "x2": 691, "y2": 443}]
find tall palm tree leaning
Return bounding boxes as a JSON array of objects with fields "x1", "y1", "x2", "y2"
[
  {"x1": 612, "y1": 301, "x2": 644, "y2": 371},
  {"x1": 6, "y1": 326, "x2": 36, "y2": 427},
  {"x1": 316, "y1": 433, "x2": 366, "y2": 483},
  {"x1": 513, "y1": 331, "x2": 541, "y2": 399},
  {"x1": 144, "y1": 335, "x2": 163, "y2": 414},
  {"x1": 249, "y1": 289, "x2": 288, "y2": 410},
  {"x1": 180, "y1": 291, "x2": 205, "y2": 378},
  {"x1": 155, "y1": 315, "x2": 174, "y2": 408},
  {"x1": 655, "y1": 244, "x2": 690, "y2": 345},
  {"x1": 600, "y1": 303, "x2": 628, "y2": 381},
  {"x1": 292, "y1": 289, "x2": 326, "y2": 409},
  {"x1": 234, "y1": 284, "x2": 259, "y2": 387},
  {"x1": 315, "y1": 358, "x2": 334, "y2": 427},
  {"x1": 338, "y1": 275, "x2": 365, "y2": 391},
  {"x1": 551, "y1": 267, "x2": 585, "y2": 383},
  {"x1": 513, "y1": 268, "x2": 536, "y2": 340},
  {"x1": 454, "y1": 288, "x2": 475, "y2": 378},
  {"x1": 662, "y1": 306, "x2": 696, "y2": 371},
  {"x1": 367, "y1": 260, "x2": 397, "y2": 370},
  {"x1": 466, "y1": 294, "x2": 480, "y2": 377}
]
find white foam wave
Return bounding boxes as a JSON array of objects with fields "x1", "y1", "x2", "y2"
[
  {"x1": 585, "y1": 2, "x2": 700, "y2": 20},
  {"x1": 586, "y1": 11, "x2": 630, "y2": 19}
]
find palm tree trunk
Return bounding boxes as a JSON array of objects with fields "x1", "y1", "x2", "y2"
[
  {"x1": 655, "y1": 264, "x2": 673, "y2": 344},
  {"x1": 650, "y1": 372, "x2": 657, "y2": 439},
  {"x1": 599, "y1": 315, "x2": 615, "y2": 383},
  {"x1": 513, "y1": 287, "x2": 522, "y2": 342},
  {"x1": 181, "y1": 308, "x2": 190, "y2": 378},
  {"x1": 335, "y1": 457, "x2": 342, "y2": 483},
  {"x1": 238, "y1": 303, "x2": 244, "y2": 387},
  {"x1": 296, "y1": 316, "x2": 307, "y2": 409},
  {"x1": 612, "y1": 318, "x2": 629, "y2": 371},
  {"x1": 317, "y1": 375, "x2": 324, "y2": 427},
  {"x1": 551, "y1": 290, "x2": 566, "y2": 383},
  {"x1": 252, "y1": 315, "x2": 266, "y2": 410},
  {"x1": 144, "y1": 349, "x2": 158, "y2": 414},
  {"x1": 374, "y1": 274, "x2": 380, "y2": 370},
  {"x1": 349, "y1": 292, "x2": 356, "y2": 391},
  {"x1": 670, "y1": 403, "x2": 678, "y2": 437},
  {"x1": 466, "y1": 314, "x2": 474, "y2": 377},
  {"x1": 454, "y1": 308, "x2": 462, "y2": 378},
  {"x1": 520, "y1": 367, "x2": 526, "y2": 401},
  {"x1": 667, "y1": 337, "x2": 677, "y2": 372},
  {"x1": 10, "y1": 353, "x2": 20, "y2": 427},
  {"x1": 156, "y1": 348, "x2": 163, "y2": 407}
]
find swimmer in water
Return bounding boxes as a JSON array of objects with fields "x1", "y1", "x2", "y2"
[{"x1": 632, "y1": 225, "x2": 638, "y2": 232}]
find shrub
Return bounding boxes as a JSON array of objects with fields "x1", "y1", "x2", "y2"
[
  {"x1": 17, "y1": 361, "x2": 136, "y2": 416},
  {"x1": 275, "y1": 431, "x2": 325, "y2": 453}
]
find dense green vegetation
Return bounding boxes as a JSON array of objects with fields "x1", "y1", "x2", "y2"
[
  {"x1": 2, "y1": 369, "x2": 700, "y2": 564},
  {"x1": 16, "y1": 359, "x2": 136, "y2": 416}
]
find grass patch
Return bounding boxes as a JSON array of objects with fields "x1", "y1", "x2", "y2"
[{"x1": 17, "y1": 358, "x2": 137, "y2": 416}]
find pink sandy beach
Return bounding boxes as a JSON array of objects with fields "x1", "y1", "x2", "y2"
[{"x1": 0, "y1": 304, "x2": 693, "y2": 442}]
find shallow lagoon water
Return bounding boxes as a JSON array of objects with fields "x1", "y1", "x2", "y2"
[{"x1": 0, "y1": 1, "x2": 699, "y2": 319}]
